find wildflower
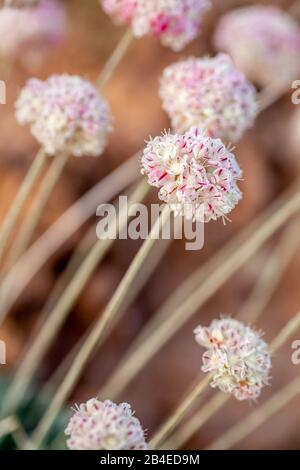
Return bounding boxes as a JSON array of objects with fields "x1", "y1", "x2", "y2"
[
  {"x1": 0, "y1": 0, "x2": 65, "y2": 58},
  {"x1": 16, "y1": 74, "x2": 113, "y2": 157},
  {"x1": 160, "y1": 54, "x2": 257, "y2": 142},
  {"x1": 194, "y1": 317, "x2": 272, "y2": 401},
  {"x1": 65, "y1": 399, "x2": 148, "y2": 450},
  {"x1": 141, "y1": 127, "x2": 242, "y2": 223},
  {"x1": 214, "y1": 6, "x2": 300, "y2": 88},
  {"x1": 101, "y1": 0, "x2": 212, "y2": 51}
]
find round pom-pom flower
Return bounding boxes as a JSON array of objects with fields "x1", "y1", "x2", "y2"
[
  {"x1": 214, "y1": 6, "x2": 300, "y2": 88},
  {"x1": 16, "y1": 74, "x2": 113, "y2": 157},
  {"x1": 65, "y1": 399, "x2": 148, "y2": 450},
  {"x1": 0, "y1": 0, "x2": 65, "y2": 59},
  {"x1": 194, "y1": 317, "x2": 272, "y2": 401},
  {"x1": 159, "y1": 54, "x2": 257, "y2": 142},
  {"x1": 101, "y1": 0, "x2": 212, "y2": 51},
  {"x1": 140, "y1": 127, "x2": 242, "y2": 223}
]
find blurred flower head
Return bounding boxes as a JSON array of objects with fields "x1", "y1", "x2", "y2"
[
  {"x1": 16, "y1": 74, "x2": 113, "y2": 157},
  {"x1": 141, "y1": 127, "x2": 242, "y2": 222},
  {"x1": 160, "y1": 54, "x2": 257, "y2": 142},
  {"x1": 101, "y1": 0, "x2": 212, "y2": 51},
  {"x1": 0, "y1": 0, "x2": 66, "y2": 59},
  {"x1": 214, "y1": 6, "x2": 300, "y2": 89},
  {"x1": 3, "y1": 0, "x2": 40, "y2": 7},
  {"x1": 65, "y1": 398, "x2": 148, "y2": 450},
  {"x1": 194, "y1": 317, "x2": 272, "y2": 401}
]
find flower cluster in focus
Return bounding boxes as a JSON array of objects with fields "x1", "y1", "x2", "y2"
[
  {"x1": 16, "y1": 74, "x2": 113, "y2": 157},
  {"x1": 101, "y1": 0, "x2": 212, "y2": 51},
  {"x1": 160, "y1": 54, "x2": 257, "y2": 142},
  {"x1": 214, "y1": 6, "x2": 300, "y2": 88},
  {"x1": 141, "y1": 127, "x2": 242, "y2": 223},
  {"x1": 194, "y1": 317, "x2": 272, "y2": 401},
  {"x1": 65, "y1": 399, "x2": 148, "y2": 450}
]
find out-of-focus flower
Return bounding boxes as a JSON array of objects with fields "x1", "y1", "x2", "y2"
[
  {"x1": 214, "y1": 6, "x2": 300, "y2": 88},
  {"x1": 101, "y1": 0, "x2": 212, "y2": 51},
  {"x1": 65, "y1": 399, "x2": 148, "y2": 450},
  {"x1": 160, "y1": 54, "x2": 257, "y2": 142},
  {"x1": 3, "y1": 0, "x2": 40, "y2": 8},
  {"x1": 16, "y1": 74, "x2": 113, "y2": 157},
  {"x1": 0, "y1": 0, "x2": 66, "y2": 58},
  {"x1": 194, "y1": 317, "x2": 272, "y2": 401},
  {"x1": 141, "y1": 127, "x2": 242, "y2": 223}
]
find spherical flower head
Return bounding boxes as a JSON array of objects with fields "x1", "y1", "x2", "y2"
[
  {"x1": 101, "y1": 0, "x2": 212, "y2": 51},
  {"x1": 65, "y1": 399, "x2": 148, "y2": 450},
  {"x1": 16, "y1": 74, "x2": 113, "y2": 157},
  {"x1": 194, "y1": 317, "x2": 272, "y2": 401},
  {"x1": 3, "y1": 0, "x2": 40, "y2": 7},
  {"x1": 160, "y1": 54, "x2": 257, "y2": 142},
  {"x1": 0, "y1": 0, "x2": 66, "y2": 57},
  {"x1": 141, "y1": 127, "x2": 242, "y2": 223},
  {"x1": 214, "y1": 6, "x2": 300, "y2": 88}
]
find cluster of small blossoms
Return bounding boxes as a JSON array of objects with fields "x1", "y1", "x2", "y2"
[
  {"x1": 2, "y1": 0, "x2": 40, "y2": 8},
  {"x1": 194, "y1": 318, "x2": 272, "y2": 401},
  {"x1": 16, "y1": 74, "x2": 113, "y2": 157},
  {"x1": 141, "y1": 127, "x2": 242, "y2": 223},
  {"x1": 101, "y1": 0, "x2": 212, "y2": 51},
  {"x1": 214, "y1": 6, "x2": 300, "y2": 88},
  {"x1": 0, "y1": 0, "x2": 65, "y2": 57},
  {"x1": 65, "y1": 399, "x2": 148, "y2": 450},
  {"x1": 160, "y1": 54, "x2": 257, "y2": 142}
]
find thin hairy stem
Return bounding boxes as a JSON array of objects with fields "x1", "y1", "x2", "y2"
[
  {"x1": 3, "y1": 151, "x2": 70, "y2": 272},
  {"x1": 0, "y1": 148, "x2": 47, "y2": 264},
  {"x1": 0, "y1": 154, "x2": 139, "y2": 322},
  {"x1": 1, "y1": 181, "x2": 149, "y2": 417},
  {"x1": 150, "y1": 374, "x2": 212, "y2": 449},
  {"x1": 30, "y1": 205, "x2": 171, "y2": 448},
  {"x1": 98, "y1": 181, "x2": 300, "y2": 400}
]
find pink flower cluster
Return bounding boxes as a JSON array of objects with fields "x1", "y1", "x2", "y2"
[
  {"x1": 0, "y1": 0, "x2": 65, "y2": 57},
  {"x1": 194, "y1": 318, "x2": 272, "y2": 401},
  {"x1": 214, "y1": 6, "x2": 300, "y2": 88},
  {"x1": 141, "y1": 127, "x2": 242, "y2": 223},
  {"x1": 16, "y1": 74, "x2": 113, "y2": 157},
  {"x1": 160, "y1": 54, "x2": 257, "y2": 142},
  {"x1": 65, "y1": 399, "x2": 148, "y2": 450},
  {"x1": 101, "y1": 0, "x2": 212, "y2": 51}
]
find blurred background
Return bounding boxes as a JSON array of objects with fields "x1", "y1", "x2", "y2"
[{"x1": 0, "y1": 0, "x2": 300, "y2": 449}]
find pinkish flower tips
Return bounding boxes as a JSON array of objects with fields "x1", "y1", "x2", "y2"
[
  {"x1": 141, "y1": 128, "x2": 242, "y2": 223},
  {"x1": 101, "y1": 0, "x2": 212, "y2": 51},
  {"x1": 160, "y1": 54, "x2": 257, "y2": 142},
  {"x1": 16, "y1": 74, "x2": 113, "y2": 157},
  {"x1": 214, "y1": 6, "x2": 300, "y2": 88},
  {"x1": 65, "y1": 399, "x2": 148, "y2": 450},
  {"x1": 194, "y1": 318, "x2": 272, "y2": 401}
]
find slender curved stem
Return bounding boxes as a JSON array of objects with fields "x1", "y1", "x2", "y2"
[
  {"x1": 0, "y1": 148, "x2": 47, "y2": 264},
  {"x1": 30, "y1": 204, "x2": 171, "y2": 448},
  {"x1": 1, "y1": 181, "x2": 149, "y2": 416}
]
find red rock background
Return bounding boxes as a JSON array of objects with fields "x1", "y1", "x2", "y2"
[{"x1": 0, "y1": 0, "x2": 300, "y2": 449}]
